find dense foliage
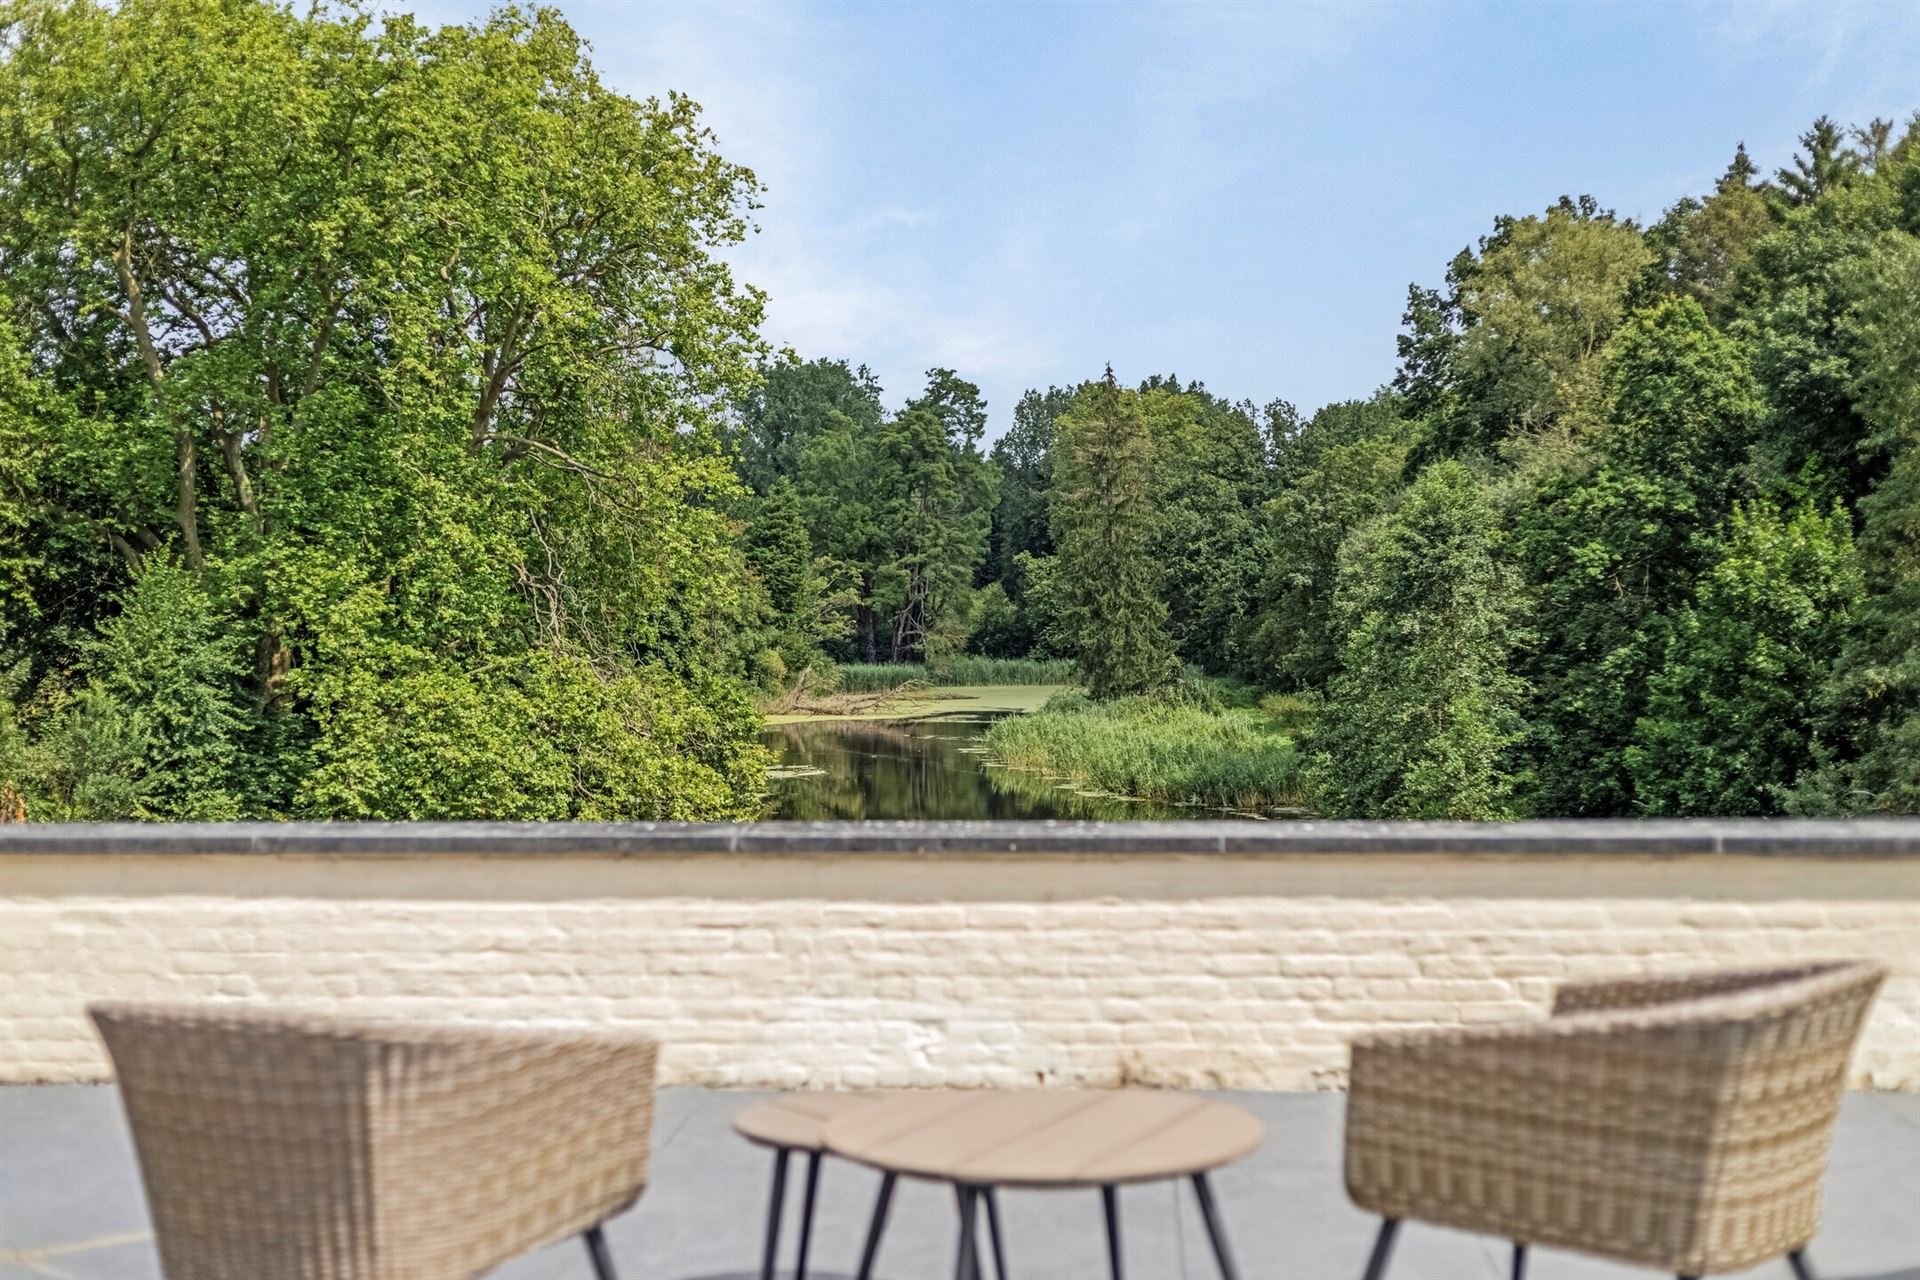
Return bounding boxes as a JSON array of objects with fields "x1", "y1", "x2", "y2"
[
  {"x1": 1310, "y1": 463, "x2": 1529, "y2": 819},
  {"x1": 731, "y1": 360, "x2": 996, "y2": 664},
  {"x1": 959, "y1": 115, "x2": 1919, "y2": 818},
  {"x1": 0, "y1": 0, "x2": 771, "y2": 820}
]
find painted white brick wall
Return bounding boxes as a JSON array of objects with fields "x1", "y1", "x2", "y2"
[{"x1": 1, "y1": 851, "x2": 1915, "y2": 1088}]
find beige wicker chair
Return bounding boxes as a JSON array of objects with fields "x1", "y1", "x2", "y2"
[
  {"x1": 91, "y1": 1002, "x2": 659, "y2": 1280},
  {"x1": 1344, "y1": 961, "x2": 1885, "y2": 1280}
]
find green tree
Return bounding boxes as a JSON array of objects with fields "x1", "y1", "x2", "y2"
[
  {"x1": 746, "y1": 480, "x2": 813, "y2": 625},
  {"x1": 966, "y1": 581, "x2": 1022, "y2": 658},
  {"x1": 1245, "y1": 396, "x2": 1414, "y2": 687},
  {"x1": 873, "y1": 370, "x2": 997, "y2": 662},
  {"x1": 0, "y1": 0, "x2": 772, "y2": 818},
  {"x1": 1516, "y1": 298, "x2": 1764, "y2": 815},
  {"x1": 1403, "y1": 197, "x2": 1652, "y2": 458},
  {"x1": 1009, "y1": 551, "x2": 1069, "y2": 659},
  {"x1": 1629, "y1": 502, "x2": 1861, "y2": 815},
  {"x1": 1050, "y1": 371, "x2": 1175, "y2": 698},
  {"x1": 1742, "y1": 126, "x2": 1909, "y2": 505},
  {"x1": 86, "y1": 563, "x2": 250, "y2": 819},
  {"x1": 1773, "y1": 116, "x2": 1878, "y2": 208},
  {"x1": 1310, "y1": 462, "x2": 1529, "y2": 819},
  {"x1": 1796, "y1": 225, "x2": 1920, "y2": 812},
  {"x1": 1641, "y1": 145, "x2": 1776, "y2": 322},
  {"x1": 743, "y1": 478, "x2": 853, "y2": 676},
  {"x1": 988, "y1": 385, "x2": 1075, "y2": 586},
  {"x1": 729, "y1": 358, "x2": 886, "y2": 495},
  {"x1": 786, "y1": 368, "x2": 995, "y2": 662},
  {"x1": 1136, "y1": 378, "x2": 1271, "y2": 672}
]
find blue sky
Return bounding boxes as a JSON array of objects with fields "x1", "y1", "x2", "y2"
[{"x1": 412, "y1": 0, "x2": 1920, "y2": 437}]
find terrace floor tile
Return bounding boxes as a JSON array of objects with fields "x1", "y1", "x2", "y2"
[{"x1": 2, "y1": 1086, "x2": 1913, "y2": 1280}]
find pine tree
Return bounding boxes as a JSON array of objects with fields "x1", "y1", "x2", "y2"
[
  {"x1": 86, "y1": 564, "x2": 251, "y2": 820},
  {"x1": 746, "y1": 479, "x2": 812, "y2": 622},
  {"x1": 1050, "y1": 369, "x2": 1175, "y2": 698}
]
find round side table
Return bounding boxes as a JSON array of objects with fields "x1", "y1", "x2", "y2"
[
  {"x1": 736, "y1": 1091, "x2": 981, "y2": 1280},
  {"x1": 823, "y1": 1089, "x2": 1262, "y2": 1280}
]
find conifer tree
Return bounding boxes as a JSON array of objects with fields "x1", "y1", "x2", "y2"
[{"x1": 1049, "y1": 370, "x2": 1175, "y2": 698}]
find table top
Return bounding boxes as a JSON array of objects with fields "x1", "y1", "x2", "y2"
[
  {"x1": 733, "y1": 1091, "x2": 895, "y2": 1151},
  {"x1": 821, "y1": 1089, "x2": 1263, "y2": 1189}
]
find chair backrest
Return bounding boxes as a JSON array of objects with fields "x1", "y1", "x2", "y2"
[
  {"x1": 1679, "y1": 960, "x2": 1886, "y2": 1272},
  {"x1": 92, "y1": 1003, "x2": 658, "y2": 1280}
]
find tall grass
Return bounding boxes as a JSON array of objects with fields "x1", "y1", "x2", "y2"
[
  {"x1": 834, "y1": 663, "x2": 930, "y2": 693},
  {"x1": 835, "y1": 656, "x2": 1074, "y2": 692},
  {"x1": 933, "y1": 655, "x2": 1074, "y2": 685},
  {"x1": 984, "y1": 690, "x2": 1307, "y2": 812}
]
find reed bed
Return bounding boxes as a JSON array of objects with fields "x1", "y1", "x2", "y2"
[
  {"x1": 835, "y1": 656, "x2": 1074, "y2": 692},
  {"x1": 984, "y1": 690, "x2": 1307, "y2": 812}
]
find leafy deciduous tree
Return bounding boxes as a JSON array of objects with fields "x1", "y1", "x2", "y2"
[
  {"x1": 1629, "y1": 501, "x2": 1861, "y2": 815},
  {"x1": 0, "y1": 0, "x2": 773, "y2": 819},
  {"x1": 1310, "y1": 461, "x2": 1529, "y2": 819}
]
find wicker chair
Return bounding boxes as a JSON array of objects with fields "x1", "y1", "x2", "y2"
[
  {"x1": 1344, "y1": 961, "x2": 1885, "y2": 1280},
  {"x1": 91, "y1": 1002, "x2": 659, "y2": 1280}
]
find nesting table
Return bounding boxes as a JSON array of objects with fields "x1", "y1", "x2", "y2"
[
  {"x1": 734, "y1": 1092, "x2": 919, "y2": 1280},
  {"x1": 735, "y1": 1089, "x2": 1262, "y2": 1280}
]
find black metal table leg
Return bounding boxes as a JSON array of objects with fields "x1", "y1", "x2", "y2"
[
  {"x1": 1189, "y1": 1173, "x2": 1239, "y2": 1280},
  {"x1": 1511, "y1": 1242, "x2": 1528, "y2": 1280},
  {"x1": 954, "y1": 1184, "x2": 982, "y2": 1280},
  {"x1": 760, "y1": 1147, "x2": 790, "y2": 1280},
  {"x1": 793, "y1": 1151, "x2": 823, "y2": 1279},
  {"x1": 582, "y1": 1223, "x2": 618, "y2": 1280},
  {"x1": 1101, "y1": 1185, "x2": 1124, "y2": 1280},
  {"x1": 982, "y1": 1186, "x2": 1009, "y2": 1280},
  {"x1": 856, "y1": 1171, "x2": 897, "y2": 1280}
]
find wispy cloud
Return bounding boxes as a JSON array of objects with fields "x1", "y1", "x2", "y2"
[
  {"x1": 387, "y1": 0, "x2": 1920, "y2": 426},
  {"x1": 1696, "y1": 1, "x2": 1920, "y2": 122}
]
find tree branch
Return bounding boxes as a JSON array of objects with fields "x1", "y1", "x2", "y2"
[{"x1": 112, "y1": 218, "x2": 203, "y2": 571}]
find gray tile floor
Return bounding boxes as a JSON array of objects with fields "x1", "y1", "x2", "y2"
[{"x1": 2, "y1": 1086, "x2": 1915, "y2": 1280}]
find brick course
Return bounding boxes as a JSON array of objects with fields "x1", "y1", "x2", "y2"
[{"x1": 1, "y1": 848, "x2": 1915, "y2": 1088}]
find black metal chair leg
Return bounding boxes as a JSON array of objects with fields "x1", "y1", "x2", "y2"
[
  {"x1": 982, "y1": 1186, "x2": 1009, "y2": 1280},
  {"x1": 856, "y1": 1171, "x2": 897, "y2": 1280},
  {"x1": 954, "y1": 1184, "x2": 982, "y2": 1280},
  {"x1": 792, "y1": 1151, "x2": 823, "y2": 1279},
  {"x1": 1362, "y1": 1217, "x2": 1400, "y2": 1280},
  {"x1": 1102, "y1": 1184, "x2": 1124, "y2": 1280},
  {"x1": 1510, "y1": 1242, "x2": 1527, "y2": 1280},
  {"x1": 1188, "y1": 1173, "x2": 1240, "y2": 1280},
  {"x1": 1788, "y1": 1250, "x2": 1816, "y2": 1280},
  {"x1": 760, "y1": 1147, "x2": 790, "y2": 1280},
  {"x1": 583, "y1": 1223, "x2": 618, "y2": 1280}
]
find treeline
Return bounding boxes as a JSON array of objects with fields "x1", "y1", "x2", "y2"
[
  {"x1": 739, "y1": 119, "x2": 1920, "y2": 818},
  {"x1": 2, "y1": 0, "x2": 1914, "y2": 824}
]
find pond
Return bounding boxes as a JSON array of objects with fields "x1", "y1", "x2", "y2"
[{"x1": 759, "y1": 712, "x2": 1199, "y2": 821}]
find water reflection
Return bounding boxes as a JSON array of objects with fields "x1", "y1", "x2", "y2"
[{"x1": 759, "y1": 713, "x2": 1197, "y2": 821}]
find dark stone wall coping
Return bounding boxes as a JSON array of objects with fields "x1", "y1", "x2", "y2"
[{"x1": 1, "y1": 819, "x2": 1918, "y2": 857}]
